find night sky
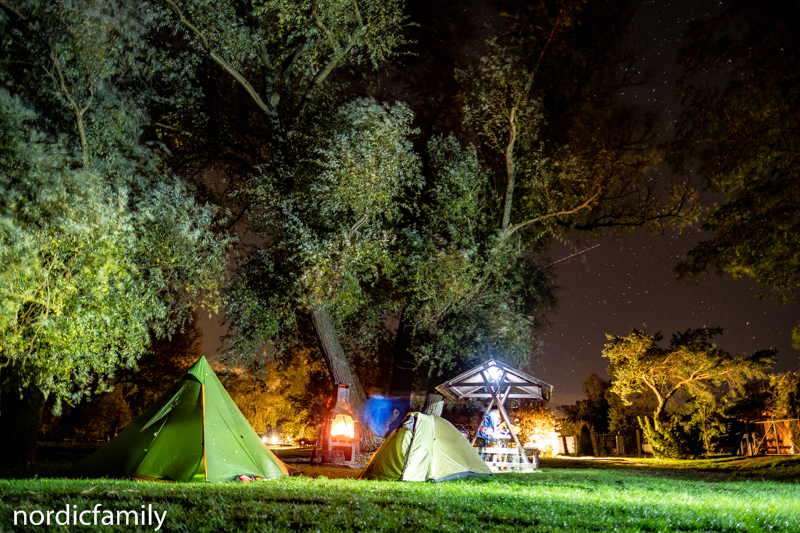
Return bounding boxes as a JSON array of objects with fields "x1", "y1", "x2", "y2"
[
  {"x1": 537, "y1": 0, "x2": 800, "y2": 406},
  {"x1": 200, "y1": 0, "x2": 800, "y2": 407}
]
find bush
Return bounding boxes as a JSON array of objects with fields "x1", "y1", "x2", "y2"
[{"x1": 639, "y1": 415, "x2": 702, "y2": 459}]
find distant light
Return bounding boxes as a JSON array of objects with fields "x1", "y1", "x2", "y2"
[
  {"x1": 261, "y1": 436, "x2": 268, "y2": 443},
  {"x1": 271, "y1": 435, "x2": 279, "y2": 445}
]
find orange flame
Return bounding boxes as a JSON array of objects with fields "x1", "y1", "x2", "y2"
[{"x1": 330, "y1": 414, "x2": 355, "y2": 438}]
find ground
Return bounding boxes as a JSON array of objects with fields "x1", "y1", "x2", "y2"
[{"x1": 1, "y1": 449, "x2": 799, "y2": 532}]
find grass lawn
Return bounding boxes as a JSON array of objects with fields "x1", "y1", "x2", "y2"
[{"x1": 2, "y1": 455, "x2": 799, "y2": 532}]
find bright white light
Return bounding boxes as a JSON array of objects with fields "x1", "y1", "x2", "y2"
[
  {"x1": 261, "y1": 436, "x2": 268, "y2": 443},
  {"x1": 487, "y1": 365, "x2": 502, "y2": 382},
  {"x1": 271, "y1": 435, "x2": 279, "y2": 445},
  {"x1": 330, "y1": 414, "x2": 355, "y2": 438}
]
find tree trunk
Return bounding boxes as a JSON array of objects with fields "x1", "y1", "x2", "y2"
[
  {"x1": 423, "y1": 393, "x2": 444, "y2": 416},
  {"x1": 0, "y1": 383, "x2": 46, "y2": 467},
  {"x1": 309, "y1": 301, "x2": 377, "y2": 448},
  {"x1": 654, "y1": 397, "x2": 666, "y2": 422},
  {"x1": 589, "y1": 426, "x2": 601, "y2": 457},
  {"x1": 388, "y1": 309, "x2": 414, "y2": 401}
]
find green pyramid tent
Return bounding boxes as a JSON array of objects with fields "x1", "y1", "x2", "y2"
[
  {"x1": 73, "y1": 357, "x2": 289, "y2": 482},
  {"x1": 360, "y1": 412, "x2": 492, "y2": 482}
]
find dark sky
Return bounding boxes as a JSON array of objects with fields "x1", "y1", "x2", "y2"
[{"x1": 537, "y1": 0, "x2": 800, "y2": 406}]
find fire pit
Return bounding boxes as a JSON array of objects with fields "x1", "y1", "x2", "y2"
[{"x1": 326, "y1": 384, "x2": 360, "y2": 463}]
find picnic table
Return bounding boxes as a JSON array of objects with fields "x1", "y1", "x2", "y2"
[{"x1": 477, "y1": 446, "x2": 540, "y2": 472}]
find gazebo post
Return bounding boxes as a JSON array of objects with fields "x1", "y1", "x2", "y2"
[
  {"x1": 471, "y1": 396, "x2": 496, "y2": 446},
  {"x1": 489, "y1": 376, "x2": 529, "y2": 464}
]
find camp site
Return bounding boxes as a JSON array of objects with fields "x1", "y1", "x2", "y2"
[
  {"x1": 3, "y1": 0, "x2": 800, "y2": 530},
  {"x1": 4, "y1": 357, "x2": 800, "y2": 531}
]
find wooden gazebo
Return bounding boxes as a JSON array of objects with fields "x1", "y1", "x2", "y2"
[{"x1": 436, "y1": 359, "x2": 552, "y2": 470}]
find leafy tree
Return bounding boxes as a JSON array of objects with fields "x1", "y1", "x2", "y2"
[
  {"x1": 604, "y1": 327, "x2": 774, "y2": 457},
  {"x1": 0, "y1": 0, "x2": 227, "y2": 465},
  {"x1": 671, "y1": 0, "x2": 800, "y2": 343},
  {"x1": 223, "y1": 348, "x2": 330, "y2": 442},
  {"x1": 397, "y1": 136, "x2": 554, "y2": 384},
  {"x1": 226, "y1": 98, "x2": 421, "y2": 429},
  {"x1": 389, "y1": 0, "x2": 702, "y2": 398},
  {"x1": 682, "y1": 396, "x2": 729, "y2": 456},
  {"x1": 149, "y1": 0, "x2": 413, "y2": 433},
  {"x1": 458, "y1": 0, "x2": 699, "y2": 242},
  {"x1": 559, "y1": 373, "x2": 611, "y2": 455},
  {"x1": 604, "y1": 327, "x2": 773, "y2": 420},
  {"x1": 767, "y1": 372, "x2": 800, "y2": 448}
]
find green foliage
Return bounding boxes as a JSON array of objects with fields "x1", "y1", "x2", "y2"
[
  {"x1": 672, "y1": 1, "x2": 800, "y2": 330},
  {"x1": 770, "y1": 372, "x2": 800, "y2": 420},
  {"x1": 604, "y1": 327, "x2": 774, "y2": 422},
  {"x1": 225, "y1": 98, "x2": 421, "y2": 361},
  {"x1": 399, "y1": 136, "x2": 553, "y2": 376},
  {"x1": 157, "y1": 0, "x2": 410, "y2": 114},
  {"x1": 769, "y1": 372, "x2": 800, "y2": 447},
  {"x1": 639, "y1": 415, "x2": 702, "y2": 460},
  {"x1": 681, "y1": 397, "x2": 729, "y2": 456},
  {"x1": 0, "y1": 1, "x2": 227, "y2": 413}
]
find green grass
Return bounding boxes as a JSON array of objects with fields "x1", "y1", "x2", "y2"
[
  {"x1": 2, "y1": 461, "x2": 799, "y2": 532},
  {"x1": 541, "y1": 455, "x2": 800, "y2": 479}
]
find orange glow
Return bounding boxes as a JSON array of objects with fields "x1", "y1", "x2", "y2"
[
  {"x1": 330, "y1": 414, "x2": 355, "y2": 438},
  {"x1": 524, "y1": 430, "x2": 561, "y2": 458}
]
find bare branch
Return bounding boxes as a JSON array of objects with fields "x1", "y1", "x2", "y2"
[{"x1": 503, "y1": 184, "x2": 602, "y2": 240}]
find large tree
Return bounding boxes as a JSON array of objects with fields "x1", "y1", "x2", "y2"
[
  {"x1": 604, "y1": 327, "x2": 774, "y2": 421},
  {"x1": 226, "y1": 98, "x2": 421, "y2": 422},
  {"x1": 671, "y1": 0, "x2": 800, "y2": 344},
  {"x1": 388, "y1": 0, "x2": 701, "y2": 400},
  {"x1": 148, "y1": 0, "x2": 413, "y2": 429},
  {"x1": 603, "y1": 327, "x2": 773, "y2": 457},
  {"x1": 459, "y1": 0, "x2": 699, "y2": 241},
  {"x1": 0, "y1": 0, "x2": 227, "y2": 465}
]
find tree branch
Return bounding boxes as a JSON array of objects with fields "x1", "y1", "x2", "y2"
[
  {"x1": 503, "y1": 184, "x2": 602, "y2": 240},
  {"x1": 296, "y1": 0, "x2": 367, "y2": 113},
  {"x1": 501, "y1": 107, "x2": 518, "y2": 231},
  {"x1": 163, "y1": 0, "x2": 270, "y2": 114}
]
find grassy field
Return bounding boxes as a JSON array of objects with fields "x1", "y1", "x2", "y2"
[{"x1": 2, "y1": 454, "x2": 799, "y2": 532}]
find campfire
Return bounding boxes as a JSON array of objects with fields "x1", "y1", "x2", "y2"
[{"x1": 326, "y1": 384, "x2": 360, "y2": 463}]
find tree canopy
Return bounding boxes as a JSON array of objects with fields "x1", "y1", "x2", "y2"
[
  {"x1": 603, "y1": 327, "x2": 774, "y2": 421},
  {"x1": 672, "y1": 0, "x2": 800, "y2": 343},
  {"x1": 0, "y1": 0, "x2": 227, "y2": 413}
]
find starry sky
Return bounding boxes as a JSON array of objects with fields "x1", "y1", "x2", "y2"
[{"x1": 536, "y1": 0, "x2": 800, "y2": 406}]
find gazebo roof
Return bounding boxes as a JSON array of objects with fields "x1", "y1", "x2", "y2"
[{"x1": 435, "y1": 359, "x2": 552, "y2": 401}]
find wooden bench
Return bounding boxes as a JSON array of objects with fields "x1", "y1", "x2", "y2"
[{"x1": 477, "y1": 446, "x2": 540, "y2": 472}]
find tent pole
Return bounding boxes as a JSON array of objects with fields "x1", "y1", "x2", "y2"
[{"x1": 201, "y1": 384, "x2": 208, "y2": 481}]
